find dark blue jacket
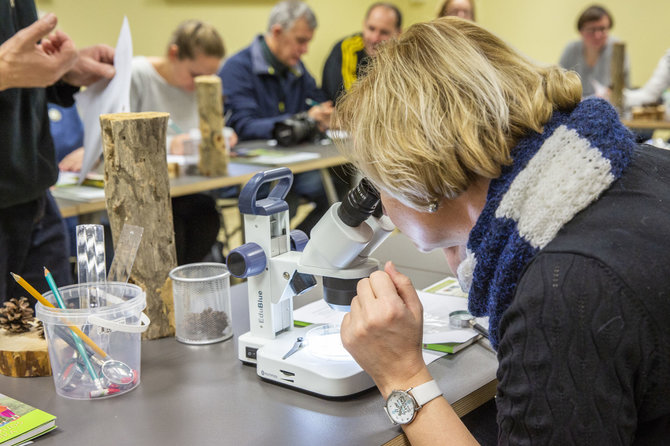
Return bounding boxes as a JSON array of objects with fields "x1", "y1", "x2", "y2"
[{"x1": 218, "y1": 35, "x2": 326, "y2": 141}]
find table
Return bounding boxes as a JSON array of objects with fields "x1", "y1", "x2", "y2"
[
  {"x1": 54, "y1": 140, "x2": 348, "y2": 219},
  {"x1": 621, "y1": 119, "x2": 670, "y2": 130},
  {"x1": 0, "y1": 283, "x2": 498, "y2": 446}
]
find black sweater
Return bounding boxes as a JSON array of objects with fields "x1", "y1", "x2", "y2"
[
  {"x1": 0, "y1": 0, "x2": 78, "y2": 209},
  {"x1": 496, "y1": 146, "x2": 670, "y2": 444}
]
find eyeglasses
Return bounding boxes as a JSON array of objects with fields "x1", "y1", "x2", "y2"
[{"x1": 582, "y1": 26, "x2": 609, "y2": 35}]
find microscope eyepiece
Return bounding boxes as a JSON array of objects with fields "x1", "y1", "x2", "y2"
[{"x1": 337, "y1": 178, "x2": 380, "y2": 227}]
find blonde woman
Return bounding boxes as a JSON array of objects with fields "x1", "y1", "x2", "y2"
[{"x1": 337, "y1": 17, "x2": 670, "y2": 444}]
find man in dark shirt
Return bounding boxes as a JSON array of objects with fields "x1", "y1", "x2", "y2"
[
  {"x1": 0, "y1": 2, "x2": 115, "y2": 303},
  {"x1": 322, "y1": 2, "x2": 402, "y2": 103}
]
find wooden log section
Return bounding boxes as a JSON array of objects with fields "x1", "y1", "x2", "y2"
[
  {"x1": 0, "y1": 327, "x2": 51, "y2": 377},
  {"x1": 100, "y1": 112, "x2": 176, "y2": 339},
  {"x1": 195, "y1": 75, "x2": 228, "y2": 176},
  {"x1": 610, "y1": 41, "x2": 626, "y2": 113}
]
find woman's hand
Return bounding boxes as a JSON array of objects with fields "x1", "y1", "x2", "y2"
[
  {"x1": 58, "y1": 147, "x2": 85, "y2": 172},
  {"x1": 341, "y1": 261, "x2": 430, "y2": 397}
]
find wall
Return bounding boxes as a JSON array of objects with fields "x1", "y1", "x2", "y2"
[
  {"x1": 35, "y1": 0, "x2": 670, "y2": 86},
  {"x1": 405, "y1": 0, "x2": 670, "y2": 87}
]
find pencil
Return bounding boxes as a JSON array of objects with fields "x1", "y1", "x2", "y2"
[
  {"x1": 10, "y1": 271, "x2": 108, "y2": 358},
  {"x1": 43, "y1": 267, "x2": 100, "y2": 384}
]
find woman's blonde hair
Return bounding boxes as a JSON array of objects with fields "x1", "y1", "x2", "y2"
[
  {"x1": 335, "y1": 17, "x2": 582, "y2": 210},
  {"x1": 169, "y1": 20, "x2": 225, "y2": 60}
]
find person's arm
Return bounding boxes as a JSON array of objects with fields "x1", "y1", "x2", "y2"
[
  {"x1": 0, "y1": 13, "x2": 77, "y2": 91},
  {"x1": 625, "y1": 49, "x2": 670, "y2": 108},
  {"x1": 496, "y1": 253, "x2": 645, "y2": 444},
  {"x1": 301, "y1": 69, "x2": 332, "y2": 130},
  {"x1": 61, "y1": 43, "x2": 114, "y2": 87},
  {"x1": 341, "y1": 262, "x2": 478, "y2": 445},
  {"x1": 321, "y1": 43, "x2": 343, "y2": 104},
  {"x1": 219, "y1": 58, "x2": 292, "y2": 140}
]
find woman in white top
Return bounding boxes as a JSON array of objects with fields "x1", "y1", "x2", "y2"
[
  {"x1": 130, "y1": 20, "x2": 237, "y2": 153},
  {"x1": 131, "y1": 20, "x2": 235, "y2": 265}
]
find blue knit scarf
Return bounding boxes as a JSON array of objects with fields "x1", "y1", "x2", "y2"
[{"x1": 458, "y1": 98, "x2": 636, "y2": 350}]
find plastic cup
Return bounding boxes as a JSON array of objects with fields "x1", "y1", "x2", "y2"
[
  {"x1": 35, "y1": 282, "x2": 149, "y2": 400},
  {"x1": 169, "y1": 263, "x2": 232, "y2": 345}
]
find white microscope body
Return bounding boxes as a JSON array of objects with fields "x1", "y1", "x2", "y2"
[{"x1": 227, "y1": 168, "x2": 393, "y2": 397}]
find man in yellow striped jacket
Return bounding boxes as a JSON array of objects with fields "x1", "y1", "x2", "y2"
[{"x1": 321, "y1": 2, "x2": 401, "y2": 103}]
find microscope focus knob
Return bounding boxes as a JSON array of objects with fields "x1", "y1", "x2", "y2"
[
  {"x1": 226, "y1": 243, "x2": 267, "y2": 278},
  {"x1": 290, "y1": 230, "x2": 309, "y2": 252}
]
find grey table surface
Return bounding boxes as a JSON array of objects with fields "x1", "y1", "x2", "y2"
[{"x1": 0, "y1": 283, "x2": 498, "y2": 446}]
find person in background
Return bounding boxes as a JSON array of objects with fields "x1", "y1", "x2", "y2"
[
  {"x1": 336, "y1": 17, "x2": 670, "y2": 444},
  {"x1": 436, "y1": 0, "x2": 474, "y2": 20},
  {"x1": 623, "y1": 49, "x2": 670, "y2": 108},
  {"x1": 559, "y1": 4, "x2": 630, "y2": 98},
  {"x1": 0, "y1": 3, "x2": 115, "y2": 304},
  {"x1": 218, "y1": 1, "x2": 331, "y2": 236},
  {"x1": 321, "y1": 2, "x2": 402, "y2": 104},
  {"x1": 131, "y1": 20, "x2": 235, "y2": 265},
  {"x1": 131, "y1": 19, "x2": 237, "y2": 155}
]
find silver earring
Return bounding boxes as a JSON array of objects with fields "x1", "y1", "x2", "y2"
[{"x1": 427, "y1": 201, "x2": 439, "y2": 213}]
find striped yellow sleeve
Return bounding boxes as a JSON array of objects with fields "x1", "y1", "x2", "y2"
[{"x1": 341, "y1": 35, "x2": 365, "y2": 91}]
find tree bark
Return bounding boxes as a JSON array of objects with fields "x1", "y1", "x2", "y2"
[
  {"x1": 100, "y1": 112, "x2": 176, "y2": 339},
  {"x1": 196, "y1": 75, "x2": 228, "y2": 176},
  {"x1": 610, "y1": 42, "x2": 626, "y2": 113}
]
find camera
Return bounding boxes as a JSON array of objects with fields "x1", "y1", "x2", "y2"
[{"x1": 272, "y1": 112, "x2": 320, "y2": 146}]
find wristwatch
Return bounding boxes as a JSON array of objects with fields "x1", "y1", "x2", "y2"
[{"x1": 384, "y1": 380, "x2": 442, "y2": 425}]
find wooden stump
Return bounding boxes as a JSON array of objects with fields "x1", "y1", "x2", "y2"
[
  {"x1": 195, "y1": 75, "x2": 228, "y2": 176},
  {"x1": 610, "y1": 42, "x2": 626, "y2": 113},
  {"x1": 100, "y1": 112, "x2": 176, "y2": 339},
  {"x1": 0, "y1": 327, "x2": 51, "y2": 377}
]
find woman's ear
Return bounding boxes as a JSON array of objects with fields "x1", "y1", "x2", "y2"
[{"x1": 167, "y1": 44, "x2": 180, "y2": 61}]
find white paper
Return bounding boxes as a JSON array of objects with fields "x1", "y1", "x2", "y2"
[
  {"x1": 75, "y1": 16, "x2": 132, "y2": 182},
  {"x1": 293, "y1": 288, "x2": 489, "y2": 346}
]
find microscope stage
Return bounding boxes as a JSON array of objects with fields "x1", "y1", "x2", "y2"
[{"x1": 255, "y1": 325, "x2": 375, "y2": 398}]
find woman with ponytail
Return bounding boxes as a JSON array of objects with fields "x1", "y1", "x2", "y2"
[{"x1": 336, "y1": 17, "x2": 670, "y2": 445}]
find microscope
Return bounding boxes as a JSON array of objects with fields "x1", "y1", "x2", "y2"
[{"x1": 227, "y1": 168, "x2": 394, "y2": 397}]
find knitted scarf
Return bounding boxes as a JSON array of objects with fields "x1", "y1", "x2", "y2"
[{"x1": 457, "y1": 98, "x2": 636, "y2": 350}]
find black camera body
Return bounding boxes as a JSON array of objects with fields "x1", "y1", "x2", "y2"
[{"x1": 272, "y1": 112, "x2": 320, "y2": 146}]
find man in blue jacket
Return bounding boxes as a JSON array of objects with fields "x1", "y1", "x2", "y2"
[{"x1": 218, "y1": 1, "x2": 332, "y2": 235}]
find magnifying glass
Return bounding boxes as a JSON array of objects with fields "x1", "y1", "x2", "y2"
[
  {"x1": 449, "y1": 310, "x2": 489, "y2": 340},
  {"x1": 54, "y1": 325, "x2": 136, "y2": 388}
]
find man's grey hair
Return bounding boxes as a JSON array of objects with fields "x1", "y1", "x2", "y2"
[{"x1": 267, "y1": 1, "x2": 317, "y2": 32}]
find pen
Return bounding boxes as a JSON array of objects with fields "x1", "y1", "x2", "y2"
[
  {"x1": 44, "y1": 268, "x2": 102, "y2": 387},
  {"x1": 168, "y1": 119, "x2": 184, "y2": 135},
  {"x1": 305, "y1": 98, "x2": 320, "y2": 108},
  {"x1": 9, "y1": 272, "x2": 108, "y2": 358}
]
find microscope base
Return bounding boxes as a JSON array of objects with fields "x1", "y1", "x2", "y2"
[{"x1": 254, "y1": 325, "x2": 375, "y2": 398}]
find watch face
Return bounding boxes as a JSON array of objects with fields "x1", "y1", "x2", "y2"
[{"x1": 386, "y1": 391, "x2": 417, "y2": 425}]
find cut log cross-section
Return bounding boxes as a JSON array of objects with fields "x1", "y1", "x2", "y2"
[{"x1": 0, "y1": 327, "x2": 51, "y2": 377}]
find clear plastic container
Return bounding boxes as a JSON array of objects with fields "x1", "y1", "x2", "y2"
[
  {"x1": 35, "y1": 282, "x2": 149, "y2": 400},
  {"x1": 169, "y1": 263, "x2": 232, "y2": 344}
]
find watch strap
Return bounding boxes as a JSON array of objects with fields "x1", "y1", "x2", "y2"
[{"x1": 409, "y1": 379, "x2": 442, "y2": 407}]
